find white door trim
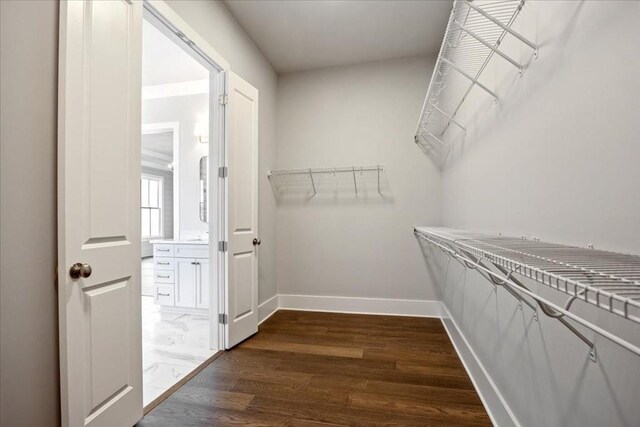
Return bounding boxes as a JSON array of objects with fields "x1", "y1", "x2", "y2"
[{"x1": 143, "y1": 0, "x2": 230, "y2": 351}]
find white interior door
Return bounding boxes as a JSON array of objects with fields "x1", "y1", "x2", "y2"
[
  {"x1": 225, "y1": 72, "x2": 259, "y2": 348},
  {"x1": 58, "y1": 1, "x2": 143, "y2": 426}
]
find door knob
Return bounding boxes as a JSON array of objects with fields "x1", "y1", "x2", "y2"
[
  {"x1": 252, "y1": 238, "x2": 261, "y2": 246},
  {"x1": 69, "y1": 263, "x2": 92, "y2": 279}
]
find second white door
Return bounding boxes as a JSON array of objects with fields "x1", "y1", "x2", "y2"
[{"x1": 225, "y1": 72, "x2": 259, "y2": 348}]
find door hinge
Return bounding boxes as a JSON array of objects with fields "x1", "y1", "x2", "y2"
[
  {"x1": 218, "y1": 241, "x2": 228, "y2": 252},
  {"x1": 219, "y1": 94, "x2": 228, "y2": 106},
  {"x1": 218, "y1": 166, "x2": 228, "y2": 178},
  {"x1": 219, "y1": 313, "x2": 228, "y2": 325}
]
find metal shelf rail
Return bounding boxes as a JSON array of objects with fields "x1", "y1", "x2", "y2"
[
  {"x1": 414, "y1": 0, "x2": 537, "y2": 165},
  {"x1": 267, "y1": 165, "x2": 384, "y2": 197},
  {"x1": 415, "y1": 227, "x2": 640, "y2": 361}
]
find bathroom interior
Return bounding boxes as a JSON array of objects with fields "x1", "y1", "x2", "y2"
[{"x1": 140, "y1": 17, "x2": 215, "y2": 406}]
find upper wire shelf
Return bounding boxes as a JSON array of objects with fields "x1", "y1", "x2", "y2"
[
  {"x1": 415, "y1": 227, "x2": 640, "y2": 360},
  {"x1": 414, "y1": 0, "x2": 537, "y2": 165},
  {"x1": 267, "y1": 165, "x2": 385, "y2": 197}
]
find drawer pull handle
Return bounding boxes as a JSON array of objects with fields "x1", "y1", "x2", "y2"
[
  {"x1": 157, "y1": 262, "x2": 170, "y2": 265},
  {"x1": 158, "y1": 293, "x2": 171, "y2": 297},
  {"x1": 157, "y1": 249, "x2": 170, "y2": 252},
  {"x1": 157, "y1": 275, "x2": 170, "y2": 278}
]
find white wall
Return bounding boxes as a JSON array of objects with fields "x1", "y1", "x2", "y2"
[
  {"x1": 165, "y1": 0, "x2": 278, "y2": 304},
  {"x1": 0, "y1": 1, "x2": 60, "y2": 425},
  {"x1": 433, "y1": 2, "x2": 640, "y2": 426},
  {"x1": 142, "y1": 94, "x2": 208, "y2": 240},
  {"x1": 275, "y1": 56, "x2": 441, "y2": 301}
]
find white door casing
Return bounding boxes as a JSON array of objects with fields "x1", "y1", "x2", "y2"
[
  {"x1": 58, "y1": 1, "x2": 143, "y2": 426},
  {"x1": 225, "y1": 72, "x2": 259, "y2": 348}
]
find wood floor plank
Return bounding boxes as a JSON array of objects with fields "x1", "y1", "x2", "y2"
[
  {"x1": 362, "y1": 379, "x2": 486, "y2": 406},
  {"x1": 240, "y1": 337, "x2": 364, "y2": 359},
  {"x1": 347, "y1": 391, "x2": 491, "y2": 425},
  {"x1": 231, "y1": 378, "x2": 350, "y2": 405},
  {"x1": 138, "y1": 310, "x2": 491, "y2": 426}
]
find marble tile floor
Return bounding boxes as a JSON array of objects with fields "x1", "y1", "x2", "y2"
[{"x1": 142, "y1": 295, "x2": 215, "y2": 406}]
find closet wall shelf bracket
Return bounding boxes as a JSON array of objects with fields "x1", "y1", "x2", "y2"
[
  {"x1": 414, "y1": 0, "x2": 539, "y2": 165},
  {"x1": 415, "y1": 227, "x2": 640, "y2": 361},
  {"x1": 267, "y1": 165, "x2": 384, "y2": 196}
]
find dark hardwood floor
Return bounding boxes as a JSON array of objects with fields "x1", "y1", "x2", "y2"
[{"x1": 137, "y1": 310, "x2": 491, "y2": 426}]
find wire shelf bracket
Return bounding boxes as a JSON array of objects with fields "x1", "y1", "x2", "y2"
[
  {"x1": 267, "y1": 165, "x2": 384, "y2": 197},
  {"x1": 414, "y1": 0, "x2": 538, "y2": 165},
  {"x1": 415, "y1": 227, "x2": 640, "y2": 362}
]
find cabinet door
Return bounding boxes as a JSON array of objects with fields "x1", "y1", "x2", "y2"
[
  {"x1": 197, "y1": 258, "x2": 210, "y2": 309},
  {"x1": 175, "y1": 259, "x2": 197, "y2": 308}
]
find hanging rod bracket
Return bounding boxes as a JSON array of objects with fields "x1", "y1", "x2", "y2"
[
  {"x1": 352, "y1": 167, "x2": 358, "y2": 196},
  {"x1": 308, "y1": 168, "x2": 317, "y2": 197}
]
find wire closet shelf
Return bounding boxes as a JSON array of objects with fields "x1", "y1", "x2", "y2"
[
  {"x1": 267, "y1": 165, "x2": 384, "y2": 197},
  {"x1": 414, "y1": 0, "x2": 537, "y2": 162},
  {"x1": 415, "y1": 227, "x2": 640, "y2": 361}
]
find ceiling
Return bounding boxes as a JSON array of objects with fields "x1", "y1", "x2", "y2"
[
  {"x1": 142, "y1": 20, "x2": 208, "y2": 87},
  {"x1": 223, "y1": 0, "x2": 452, "y2": 73}
]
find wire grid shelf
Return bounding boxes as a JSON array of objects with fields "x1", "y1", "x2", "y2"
[
  {"x1": 414, "y1": 0, "x2": 536, "y2": 165},
  {"x1": 417, "y1": 227, "x2": 640, "y2": 324},
  {"x1": 267, "y1": 165, "x2": 385, "y2": 196}
]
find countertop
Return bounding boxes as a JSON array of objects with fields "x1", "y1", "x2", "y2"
[{"x1": 150, "y1": 239, "x2": 209, "y2": 246}]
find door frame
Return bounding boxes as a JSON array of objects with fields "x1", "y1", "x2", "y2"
[{"x1": 143, "y1": 0, "x2": 230, "y2": 351}]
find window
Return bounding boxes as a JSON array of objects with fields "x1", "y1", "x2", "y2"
[{"x1": 141, "y1": 175, "x2": 163, "y2": 238}]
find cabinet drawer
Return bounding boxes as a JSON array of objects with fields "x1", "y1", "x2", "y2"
[
  {"x1": 154, "y1": 258, "x2": 175, "y2": 271},
  {"x1": 153, "y1": 244, "x2": 174, "y2": 257},
  {"x1": 154, "y1": 270, "x2": 174, "y2": 284},
  {"x1": 155, "y1": 285, "x2": 174, "y2": 306},
  {"x1": 174, "y1": 244, "x2": 208, "y2": 259}
]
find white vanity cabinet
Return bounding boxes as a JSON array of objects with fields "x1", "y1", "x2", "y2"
[{"x1": 151, "y1": 241, "x2": 210, "y2": 311}]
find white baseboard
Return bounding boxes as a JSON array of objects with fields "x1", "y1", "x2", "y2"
[
  {"x1": 258, "y1": 294, "x2": 279, "y2": 324},
  {"x1": 277, "y1": 294, "x2": 443, "y2": 317},
  {"x1": 441, "y1": 306, "x2": 520, "y2": 427}
]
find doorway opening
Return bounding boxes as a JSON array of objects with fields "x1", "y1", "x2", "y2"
[{"x1": 140, "y1": 7, "x2": 223, "y2": 408}]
